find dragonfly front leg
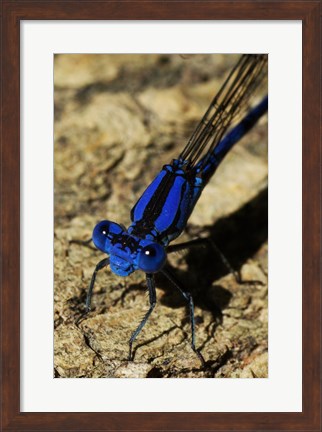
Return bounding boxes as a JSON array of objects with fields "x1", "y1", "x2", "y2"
[
  {"x1": 76, "y1": 257, "x2": 110, "y2": 326},
  {"x1": 161, "y1": 266, "x2": 205, "y2": 366},
  {"x1": 86, "y1": 258, "x2": 110, "y2": 312},
  {"x1": 128, "y1": 273, "x2": 156, "y2": 361}
]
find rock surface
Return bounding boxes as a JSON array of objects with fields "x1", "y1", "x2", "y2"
[{"x1": 54, "y1": 54, "x2": 268, "y2": 378}]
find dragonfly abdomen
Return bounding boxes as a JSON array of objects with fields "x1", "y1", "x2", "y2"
[{"x1": 196, "y1": 95, "x2": 269, "y2": 184}]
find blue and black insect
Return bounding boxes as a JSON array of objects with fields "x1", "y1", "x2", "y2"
[{"x1": 84, "y1": 54, "x2": 268, "y2": 364}]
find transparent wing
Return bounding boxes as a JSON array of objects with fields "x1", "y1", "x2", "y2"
[{"x1": 179, "y1": 54, "x2": 268, "y2": 168}]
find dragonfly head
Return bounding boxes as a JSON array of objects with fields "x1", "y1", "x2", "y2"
[{"x1": 92, "y1": 220, "x2": 166, "y2": 276}]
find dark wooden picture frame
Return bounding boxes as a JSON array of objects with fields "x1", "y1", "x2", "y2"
[{"x1": 1, "y1": 1, "x2": 320, "y2": 431}]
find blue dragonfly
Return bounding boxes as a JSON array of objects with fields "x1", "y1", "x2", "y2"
[{"x1": 83, "y1": 54, "x2": 268, "y2": 364}]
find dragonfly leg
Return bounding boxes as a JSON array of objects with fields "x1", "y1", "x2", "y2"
[
  {"x1": 168, "y1": 237, "x2": 241, "y2": 283},
  {"x1": 85, "y1": 258, "x2": 110, "y2": 312},
  {"x1": 161, "y1": 267, "x2": 205, "y2": 367},
  {"x1": 128, "y1": 273, "x2": 156, "y2": 361}
]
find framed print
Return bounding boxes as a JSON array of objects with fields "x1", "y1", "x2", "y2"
[{"x1": 1, "y1": 1, "x2": 321, "y2": 431}]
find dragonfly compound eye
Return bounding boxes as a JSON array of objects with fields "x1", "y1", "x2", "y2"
[
  {"x1": 92, "y1": 220, "x2": 124, "y2": 253},
  {"x1": 138, "y1": 243, "x2": 166, "y2": 273}
]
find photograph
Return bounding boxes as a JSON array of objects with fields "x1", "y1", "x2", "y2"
[
  {"x1": 54, "y1": 53, "x2": 268, "y2": 378},
  {"x1": 2, "y1": 0, "x2": 320, "y2": 428}
]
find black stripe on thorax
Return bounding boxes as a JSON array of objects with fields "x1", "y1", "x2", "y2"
[{"x1": 142, "y1": 169, "x2": 176, "y2": 223}]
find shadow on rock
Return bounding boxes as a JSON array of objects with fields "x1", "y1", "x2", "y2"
[{"x1": 156, "y1": 186, "x2": 268, "y2": 320}]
